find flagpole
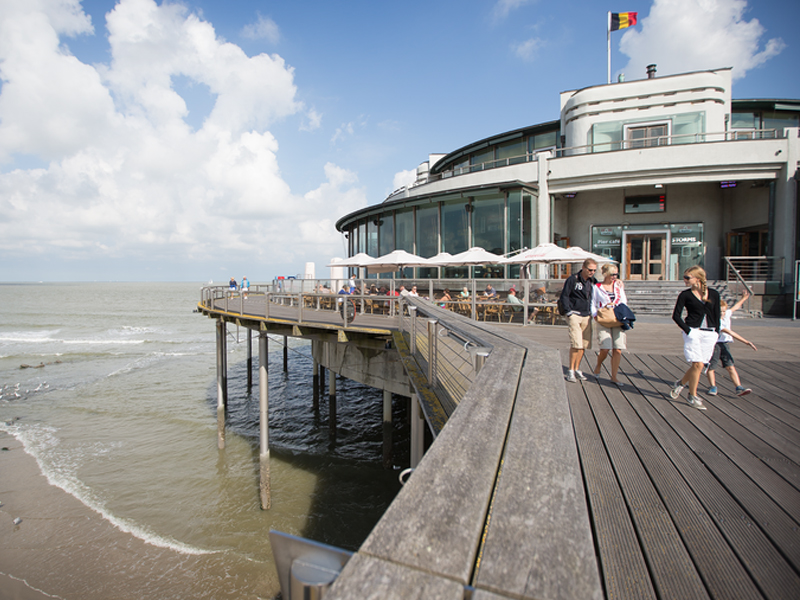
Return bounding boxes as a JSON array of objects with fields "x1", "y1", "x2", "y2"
[{"x1": 607, "y1": 11, "x2": 611, "y2": 84}]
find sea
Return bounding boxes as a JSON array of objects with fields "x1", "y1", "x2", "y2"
[{"x1": 0, "y1": 282, "x2": 407, "y2": 599}]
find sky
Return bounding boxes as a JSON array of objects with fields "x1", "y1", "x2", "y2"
[{"x1": 0, "y1": 0, "x2": 797, "y2": 282}]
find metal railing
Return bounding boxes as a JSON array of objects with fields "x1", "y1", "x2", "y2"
[
  {"x1": 390, "y1": 128, "x2": 783, "y2": 197},
  {"x1": 725, "y1": 256, "x2": 784, "y2": 286},
  {"x1": 201, "y1": 278, "x2": 568, "y2": 328}
]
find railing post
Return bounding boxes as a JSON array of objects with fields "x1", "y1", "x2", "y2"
[
  {"x1": 427, "y1": 319, "x2": 438, "y2": 386},
  {"x1": 473, "y1": 347, "x2": 491, "y2": 374},
  {"x1": 408, "y1": 306, "x2": 417, "y2": 355}
]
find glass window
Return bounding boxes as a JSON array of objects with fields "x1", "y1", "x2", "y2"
[
  {"x1": 395, "y1": 210, "x2": 413, "y2": 252},
  {"x1": 763, "y1": 112, "x2": 799, "y2": 136},
  {"x1": 366, "y1": 219, "x2": 378, "y2": 257},
  {"x1": 496, "y1": 139, "x2": 527, "y2": 166},
  {"x1": 416, "y1": 205, "x2": 439, "y2": 278},
  {"x1": 379, "y1": 213, "x2": 394, "y2": 256},
  {"x1": 624, "y1": 194, "x2": 666, "y2": 214},
  {"x1": 731, "y1": 112, "x2": 757, "y2": 129},
  {"x1": 531, "y1": 131, "x2": 558, "y2": 151},
  {"x1": 507, "y1": 191, "x2": 522, "y2": 254},
  {"x1": 591, "y1": 225, "x2": 622, "y2": 264},
  {"x1": 472, "y1": 195, "x2": 505, "y2": 278},
  {"x1": 470, "y1": 148, "x2": 494, "y2": 172},
  {"x1": 591, "y1": 122, "x2": 623, "y2": 152},
  {"x1": 441, "y1": 200, "x2": 469, "y2": 278},
  {"x1": 672, "y1": 112, "x2": 705, "y2": 144},
  {"x1": 670, "y1": 223, "x2": 704, "y2": 278},
  {"x1": 625, "y1": 122, "x2": 669, "y2": 148},
  {"x1": 357, "y1": 220, "x2": 366, "y2": 254}
]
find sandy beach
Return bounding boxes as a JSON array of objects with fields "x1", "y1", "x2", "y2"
[{"x1": 0, "y1": 432, "x2": 279, "y2": 600}]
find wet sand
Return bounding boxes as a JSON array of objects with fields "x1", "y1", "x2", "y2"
[{"x1": 0, "y1": 432, "x2": 278, "y2": 600}]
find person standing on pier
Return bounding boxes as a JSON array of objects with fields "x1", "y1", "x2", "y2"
[
  {"x1": 670, "y1": 266, "x2": 721, "y2": 410},
  {"x1": 560, "y1": 259, "x2": 597, "y2": 382},
  {"x1": 705, "y1": 292, "x2": 757, "y2": 397},
  {"x1": 591, "y1": 263, "x2": 627, "y2": 386}
]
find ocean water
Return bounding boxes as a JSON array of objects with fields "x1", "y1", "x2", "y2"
[{"x1": 0, "y1": 282, "x2": 406, "y2": 599}]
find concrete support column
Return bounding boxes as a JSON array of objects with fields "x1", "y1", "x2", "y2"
[
  {"x1": 382, "y1": 390, "x2": 393, "y2": 470},
  {"x1": 259, "y1": 332, "x2": 271, "y2": 510},
  {"x1": 318, "y1": 363, "x2": 325, "y2": 410},
  {"x1": 283, "y1": 335, "x2": 289, "y2": 372},
  {"x1": 773, "y1": 128, "x2": 799, "y2": 289},
  {"x1": 410, "y1": 394, "x2": 424, "y2": 468},
  {"x1": 216, "y1": 319, "x2": 227, "y2": 450},
  {"x1": 536, "y1": 151, "x2": 553, "y2": 280}
]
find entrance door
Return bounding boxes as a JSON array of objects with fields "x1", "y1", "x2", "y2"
[{"x1": 626, "y1": 234, "x2": 666, "y2": 280}]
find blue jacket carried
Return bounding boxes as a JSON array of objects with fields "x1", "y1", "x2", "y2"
[{"x1": 613, "y1": 303, "x2": 636, "y2": 330}]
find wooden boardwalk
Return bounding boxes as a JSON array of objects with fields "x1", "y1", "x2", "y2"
[
  {"x1": 201, "y1": 291, "x2": 800, "y2": 598},
  {"x1": 567, "y1": 351, "x2": 800, "y2": 599}
]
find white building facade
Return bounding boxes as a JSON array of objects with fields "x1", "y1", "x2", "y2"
[{"x1": 335, "y1": 68, "x2": 799, "y2": 311}]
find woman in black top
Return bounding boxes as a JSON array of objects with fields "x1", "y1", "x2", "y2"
[{"x1": 670, "y1": 266, "x2": 721, "y2": 409}]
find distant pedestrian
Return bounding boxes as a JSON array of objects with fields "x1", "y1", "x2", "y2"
[
  {"x1": 670, "y1": 266, "x2": 721, "y2": 410},
  {"x1": 591, "y1": 263, "x2": 626, "y2": 386},
  {"x1": 706, "y1": 291, "x2": 757, "y2": 396},
  {"x1": 560, "y1": 259, "x2": 598, "y2": 382},
  {"x1": 241, "y1": 276, "x2": 249, "y2": 299},
  {"x1": 228, "y1": 277, "x2": 237, "y2": 297}
]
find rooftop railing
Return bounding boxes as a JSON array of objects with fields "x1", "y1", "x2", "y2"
[{"x1": 389, "y1": 128, "x2": 783, "y2": 199}]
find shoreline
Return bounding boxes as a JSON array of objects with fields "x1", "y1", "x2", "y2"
[{"x1": 0, "y1": 432, "x2": 276, "y2": 600}]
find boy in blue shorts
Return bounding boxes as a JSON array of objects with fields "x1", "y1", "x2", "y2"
[{"x1": 706, "y1": 292, "x2": 757, "y2": 396}]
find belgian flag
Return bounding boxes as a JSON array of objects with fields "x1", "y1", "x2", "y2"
[{"x1": 610, "y1": 12, "x2": 637, "y2": 31}]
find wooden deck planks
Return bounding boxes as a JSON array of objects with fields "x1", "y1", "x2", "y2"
[{"x1": 567, "y1": 350, "x2": 800, "y2": 600}]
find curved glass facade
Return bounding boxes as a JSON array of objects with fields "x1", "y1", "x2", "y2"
[{"x1": 343, "y1": 187, "x2": 538, "y2": 279}]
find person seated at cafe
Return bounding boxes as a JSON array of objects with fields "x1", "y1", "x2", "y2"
[
  {"x1": 507, "y1": 286, "x2": 523, "y2": 312},
  {"x1": 528, "y1": 286, "x2": 550, "y2": 322},
  {"x1": 484, "y1": 283, "x2": 497, "y2": 298},
  {"x1": 460, "y1": 286, "x2": 470, "y2": 298},
  {"x1": 368, "y1": 284, "x2": 378, "y2": 295},
  {"x1": 438, "y1": 288, "x2": 452, "y2": 308}
]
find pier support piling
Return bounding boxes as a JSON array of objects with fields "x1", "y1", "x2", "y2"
[
  {"x1": 259, "y1": 332, "x2": 271, "y2": 510},
  {"x1": 318, "y1": 364, "x2": 325, "y2": 410},
  {"x1": 328, "y1": 371, "x2": 337, "y2": 437},
  {"x1": 283, "y1": 335, "x2": 288, "y2": 372},
  {"x1": 382, "y1": 390, "x2": 393, "y2": 470},
  {"x1": 216, "y1": 319, "x2": 228, "y2": 450},
  {"x1": 312, "y1": 358, "x2": 320, "y2": 411},
  {"x1": 246, "y1": 328, "x2": 253, "y2": 392}
]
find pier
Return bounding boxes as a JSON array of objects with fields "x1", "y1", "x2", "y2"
[{"x1": 198, "y1": 284, "x2": 800, "y2": 599}]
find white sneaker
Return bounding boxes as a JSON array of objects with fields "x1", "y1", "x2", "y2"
[
  {"x1": 575, "y1": 371, "x2": 587, "y2": 381},
  {"x1": 669, "y1": 380, "x2": 685, "y2": 400},
  {"x1": 566, "y1": 371, "x2": 577, "y2": 383},
  {"x1": 687, "y1": 395, "x2": 707, "y2": 410}
]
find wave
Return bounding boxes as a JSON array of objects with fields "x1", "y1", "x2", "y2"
[{"x1": 0, "y1": 423, "x2": 219, "y2": 556}]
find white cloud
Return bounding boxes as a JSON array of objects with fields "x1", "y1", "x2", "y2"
[
  {"x1": 392, "y1": 169, "x2": 416, "y2": 192},
  {"x1": 331, "y1": 122, "x2": 355, "y2": 144},
  {"x1": 618, "y1": 0, "x2": 785, "y2": 81},
  {"x1": 492, "y1": 0, "x2": 537, "y2": 21},
  {"x1": 0, "y1": 0, "x2": 365, "y2": 278},
  {"x1": 513, "y1": 37, "x2": 544, "y2": 62},
  {"x1": 242, "y1": 14, "x2": 280, "y2": 44},
  {"x1": 300, "y1": 107, "x2": 322, "y2": 132}
]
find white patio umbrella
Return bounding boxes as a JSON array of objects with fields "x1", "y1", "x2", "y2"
[
  {"x1": 425, "y1": 252, "x2": 455, "y2": 265},
  {"x1": 499, "y1": 243, "x2": 580, "y2": 265},
  {"x1": 365, "y1": 249, "x2": 434, "y2": 274},
  {"x1": 566, "y1": 246, "x2": 617, "y2": 264},
  {"x1": 444, "y1": 247, "x2": 504, "y2": 266},
  {"x1": 326, "y1": 253, "x2": 374, "y2": 268}
]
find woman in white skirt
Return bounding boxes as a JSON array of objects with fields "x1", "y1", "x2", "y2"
[
  {"x1": 591, "y1": 263, "x2": 626, "y2": 386},
  {"x1": 670, "y1": 266, "x2": 721, "y2": 409}
]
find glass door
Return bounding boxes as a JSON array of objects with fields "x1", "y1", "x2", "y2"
[{"x1": 626, "y1": 234, "x2": 667, "y2": 280}]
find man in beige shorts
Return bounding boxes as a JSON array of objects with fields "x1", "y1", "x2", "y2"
[{"x1": 559, "y1": 259, "x2": 597, "y2": 382}]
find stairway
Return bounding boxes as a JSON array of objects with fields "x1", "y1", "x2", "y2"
[{"x1": 623, "y1": 280, "x2": 759, "y2": 318}]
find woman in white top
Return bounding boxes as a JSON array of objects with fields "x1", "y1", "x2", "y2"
[{"x1": 590, "y1": 263, "x2": 627, "y2": 386}]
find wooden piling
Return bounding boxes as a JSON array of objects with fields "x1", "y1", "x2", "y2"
[
  {"x1": 383, "y1": 389, "x2": 393, "y2": 470},
  {"x1": 259, "y1": 332, "x2": 271, "y2": 510},
  {"x1": 246, "y1": 328, "x2": 253, "y2": 392},
  {"x1": 216, "y1": 319, "x2": 227, "y2": 450},
  {"x1": 329, "y1": 370, "x2": 337, "y2": 436}
]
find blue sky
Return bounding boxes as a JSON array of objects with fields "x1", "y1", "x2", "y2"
[{"x1": 0, "y1": 0, "x2": 797, "y2": 282}]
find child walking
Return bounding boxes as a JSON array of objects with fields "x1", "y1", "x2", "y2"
[{"x1": 706, "y1": 291, "x2": 757, "y2": 396}]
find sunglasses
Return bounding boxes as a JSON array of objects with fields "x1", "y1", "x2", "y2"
[
  {"x1": 586, "y1": 268, "x2": 597, "y2": 272},
  {"x1": 610, "y1": 273, "x2": 618, "y2": 278},
  {"x1": 683, "y1": 275, "x2": 692, "y2": 280}
]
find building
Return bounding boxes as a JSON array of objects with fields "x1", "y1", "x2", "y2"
[{"x1": 335, "y1": 67, "x2": 799, "y2": 309}]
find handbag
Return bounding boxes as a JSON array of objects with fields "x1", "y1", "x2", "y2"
[{"x1": 596, "y1": 305, "x2": 622, "y2": 328}]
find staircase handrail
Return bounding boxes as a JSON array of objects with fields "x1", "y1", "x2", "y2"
[{"x1": 724, "y1": 257, "x2": 755, "y2": 314}]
